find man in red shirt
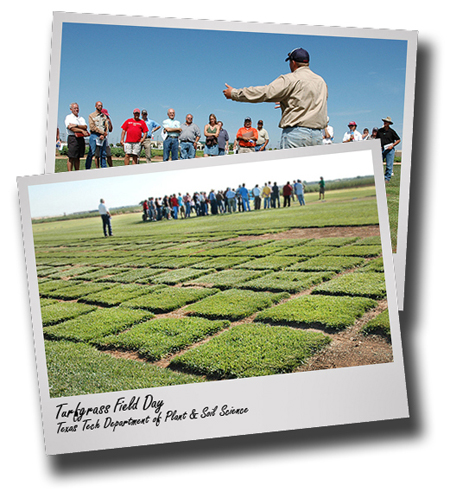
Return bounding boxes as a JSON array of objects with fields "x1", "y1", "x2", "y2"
[
  {"x1": 236, "y1": 117, "x2": 258, "y2": 153},
  {"x1": 120, "y1": 109, "x2": 149, "y2": 165},
  {"x1": 282, "y1": 181, "x2": 294, "y2": 207}
]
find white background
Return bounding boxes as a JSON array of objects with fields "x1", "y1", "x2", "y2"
[{"x1": 2, "y1": 2, "x2": 446, "y2": 496}]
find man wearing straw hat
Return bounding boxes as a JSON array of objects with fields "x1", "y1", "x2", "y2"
[{"x1": 376, "y1": 116, "x2": 401, "y2": 183}]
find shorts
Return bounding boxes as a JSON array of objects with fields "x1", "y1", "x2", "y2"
[
  {"x1": 124, "y1": 142, "x2": 142, "y2": 156},
  {"x1": 95, "y1": 143, "x2": 111, "y2": 158},
  {"x1": 67, "y1": 135, "x2": 86, "y2": 158}
]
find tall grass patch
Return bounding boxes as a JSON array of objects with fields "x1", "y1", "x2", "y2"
[
  {"x1": 45, "y1": 340, "x2": 205, "y2": 398},
  {"x1": 184, "y1": 269, "x2": 271, "y2": 289},
  {"x1": 44, "y1": 307, "x2": 153, "y2": 342},
  {"x1": 184, "y1": 288, "x2": 289, "y2": 321},
  {"x1": 95, "y1": 317, "x2": 230, "y2": 361},
  {"x1": 236, "y1": 271, "x2": 335, "y2": 293},
  {"x1": 170, "y1": 323, "x2": 331, "y2": 379},
  {"x1": 255, "y1": 295, "x2": 378, "y2": 331},
  {"x1": 121, "y1": 286, "x2": 218, "y2": 313},
  {"x1": 41, "y1": 301, "x2": 97, "y2": 326},
  {"x1": 312, "y1": 272, "x2": 387, "y2": 299},
  {"x1": 361, "y1": 309, "x2": 391, "y2": 339},
  {"x1": 286, "y1": 256, "x2": 365, "y2": 272},
  {"x1": 80, "y1": 283, "x2": 164, "y2": 307}
]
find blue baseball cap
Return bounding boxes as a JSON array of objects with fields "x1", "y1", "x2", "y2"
[{"x1": 285, "y1": 48, "x2": 310, "y2": 63}]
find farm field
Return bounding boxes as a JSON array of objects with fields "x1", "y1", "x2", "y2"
[{"x1": 33, "y1": 184, "x2": 393, "y2": 398}]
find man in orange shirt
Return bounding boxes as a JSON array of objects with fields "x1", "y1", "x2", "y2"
[{"x1": 235, "y1": 117, "x2": 258, "y2": 153}]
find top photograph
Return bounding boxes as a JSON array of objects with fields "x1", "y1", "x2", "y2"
[{"x1": 47, "y1": 14, "x2": 416, "y2": 177}]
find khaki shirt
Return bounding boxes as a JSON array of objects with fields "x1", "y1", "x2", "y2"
[
  {"x1": 256, "y1": 127, "x2": 269, "y2": 145},
  {"x1": 89, "y1": 110, "x2": 108, "y2": 135},
  {"x1": 231, "y1": 66, "x2": 328, "y2": 130}
]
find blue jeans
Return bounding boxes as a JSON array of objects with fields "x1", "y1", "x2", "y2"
[
  {"x1": 86, "y1": 133, "x2": 107, "y2": 169},
  {"x1": 163, "y1": 137, "x2": 179, "y2": 161},
  {"x1": 382, "y1": 148, "x2": 395, "y2": 181},
  {"x1": 101, "y1": 214, "x2": 112, "y2": 236},
  {"x1": 242, "y1": 198, "x2": 250, "y2": 211},
  {"x1": 180, "y1": 141, "x2": 195, "y2": 159},
  {"x1": 280, "y1": 127, "x2": 323, "y2": 148},
  {"x1": 297, "y1": 194, "x2": 305, "y2": 206}
]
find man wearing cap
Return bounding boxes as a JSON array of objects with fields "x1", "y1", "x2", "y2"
[
  {"x1": 223, "y1": 48, "x2": 327, "y2": 148},
  {"x1": 141, "y1": 110, "x2": 161, "y2": 163},
  {"x1": 255, "y1": 120, "x2": 269, "y2": 151},
  {"x1": 162, "y1": 108, "x2": 182, "y2": 161},
  {"x1": 235, "y1": 117, "x2": 258, "y2": 153},
  {"x1": 376, "y1": 117, "x2": 401, "y2": 182},
  {"x1": 343, "y1": 122, "x2": 362, "y2": 143},
  {"x1": 86, "y1": 101, "x2": 109, "y2": 169},
  {"x1": 179, "y1": 114, "x2": 201, "y2": 159},
  {"x1": 120, "y1": 109, "x2": 149, "y2": 165}
]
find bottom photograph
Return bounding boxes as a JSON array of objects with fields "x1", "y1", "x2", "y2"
[{"x1": 19, "y1": 143, "x2": 407, "y2": 455}]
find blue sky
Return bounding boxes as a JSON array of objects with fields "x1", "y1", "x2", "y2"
[{"x1": 57, "y1": 22, "x2": 408, "y2": 148}]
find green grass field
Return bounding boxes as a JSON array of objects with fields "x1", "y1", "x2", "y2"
[{"x1": 33, "y1": 182, "x2": 394, "y2": 397}]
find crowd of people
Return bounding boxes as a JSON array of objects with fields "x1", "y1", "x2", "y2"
[
  {"x1": 139, "y1": 178, "x2": 317, "y2": 223},
  {"x1": 64, "y1": 47, "x2": 400, "y2": 183}
]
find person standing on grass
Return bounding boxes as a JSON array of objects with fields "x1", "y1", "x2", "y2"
[
  {"x1": 255, "y1": 120, "x2": 269, "y2": 151},
  {"x1": 319, "y1": 176, "x2": 325, "y2": 200},
  {"x1": 271, "y1": 182, "x2": 280, "y2": 208},
  {"x1": 239, "y1": 184, "x2": 251, "y2": 212},
  {"x1": 376, "y1": 116, "x2": 401, "y2": 183},
  {"x1": 140, "y1": 109, "x2": 161, "y2": 163},
  {"x1": 86, "y1": 101, "x2": 109, "y2": 169},
  {"x1": 179, "y1": 114, "x2": 201, "y2": 159},
  {"x1": 262, "y1": 182, "x2": 271, "y2": 209},
  {"x1": 252, "y1": 184, "x2": 261, "y2": 210},
  {"x1": 99, "y1": 108, "x2": 114, "y2": 167},
  {"x1": 217, "y1": 121, "x2": 230, "y2": 156},
  {"x1": 64, "y1": 103, "x2": 89, "y2": 171},
  {"x1": 162, "y1": 108, "x2": 182, "y2": 161},
  {"x1": 283, "y1": 181, "x2": 293, "y2": 207},
  {"x1": 98, "y1": 199, "x2": 113, "y2": 237},
  {"x1": 203, "y1": 114, "x2": 221, "y2": 157},
  {"x1": 294, "y1": 179, "x2": 305, "y2": 206},
  {"x1": 235, "y1": 117, "x2": 258, "y2": 152},
  {"x1": 120, "y1": 109, "x2": 149, "y2": 165}
]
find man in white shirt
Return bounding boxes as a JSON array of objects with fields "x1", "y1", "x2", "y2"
[
  {"x1": 64, "y1": 103, "x2": 89, "y2": 171},
  {"x1": 98, "y1": 199, "x2": 113, "y2": 237},
  {"x1": 162, "y1": 108, "x2": 182, "y2": 161},
  {"x1": 343, "y1": 121, "x2": 362, "y2": 143},
  {"x1": 322, "y1": 117, "x2": 334, "y2": 144}
]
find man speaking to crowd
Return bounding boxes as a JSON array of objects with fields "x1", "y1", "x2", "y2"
[{"x1": 223, "y1": 48, "x2": 328, "y2": 149}]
